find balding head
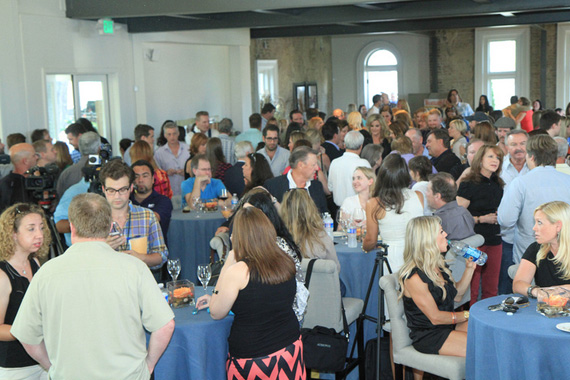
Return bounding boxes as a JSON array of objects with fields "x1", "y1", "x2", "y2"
[
  {"x1": 333, "y1": 109, "x2": 345, "y2": 120},
  {"x1": 10, "y1": 143, "x2": 37, "y2": 174}
]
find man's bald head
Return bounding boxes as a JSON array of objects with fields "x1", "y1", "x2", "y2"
[{"x1": 10, "y1": 143, "x2": 37, "y2": 173}]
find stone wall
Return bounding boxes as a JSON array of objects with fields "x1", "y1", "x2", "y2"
[
  {"x1": 529, "y1": 24, "x2": 557, "y2": 108},
  {"x1": 250, "y1": 36, "x2": 332, "y2": 120}
]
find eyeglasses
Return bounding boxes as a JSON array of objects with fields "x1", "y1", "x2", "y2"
[
  {"x1": 265, "y1": 137, "x2": 279, "y2": 141},
  {"x1": 104, "y1": 186, "x2": 130, "y2": 196}
]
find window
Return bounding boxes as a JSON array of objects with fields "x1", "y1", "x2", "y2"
[
  {"x1": 364, "y1": 49, "x2": 399, "y2": 108},
  {"x1": 556, "y1": 23, "x2": 570, "y2": 111},
  {"x1": 256, "y1": 60, "x2": 278, "y2": 112},
  {"x1": 475, "y1": 27, "x2": 529, "y2": 110},
  {"x1": 46, "y1": 74, "x2": 111, "y2": 145}
]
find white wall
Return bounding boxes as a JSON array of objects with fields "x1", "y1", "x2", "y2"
[{"x1": 331, "y1": 33, "x2": 431, "y2": 110}]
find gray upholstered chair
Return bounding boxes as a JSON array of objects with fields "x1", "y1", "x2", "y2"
[
  {"x1": 379, "y1": 273, "x2": 466, "y2": 380},
  {"x1": 445, "y1": 234, "x2": 484, "y2": 307},
  {"x1": 301, "y1": 259, "x2": 364, "y2": 378}
]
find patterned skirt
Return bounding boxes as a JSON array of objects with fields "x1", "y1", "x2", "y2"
[{"x1": 226, "y1": 337, "x2": 305, "y2": 380}]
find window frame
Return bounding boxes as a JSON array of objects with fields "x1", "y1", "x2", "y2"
[
  {"x1": 475, "y1": 26, "x2": 530, "y2": 110},
  {"x1": 556, "y1": 22, "x2": 570, "y2": 110}
]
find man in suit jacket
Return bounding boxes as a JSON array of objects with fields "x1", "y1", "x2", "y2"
[
  {"x1": 223, "y1": 141, "x2": 253, "y2": 196},
  {"x1": 321, "y1": 119, "x2": 343, "y2": 162},
  {"x1": 264, "y1": 146, "x2": 328, "y2": 213}
]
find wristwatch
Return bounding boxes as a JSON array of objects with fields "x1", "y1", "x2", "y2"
[
  {"x1": 463, "y1": 311, "x2": 469, "y2": 320},
  {"x1": 527, "y1": 285, "x2": 539, "y2": 298}
]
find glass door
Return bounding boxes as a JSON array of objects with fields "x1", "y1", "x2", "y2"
[{"x1": 73, "y1": 75, "x2": 111, "y2": 141}]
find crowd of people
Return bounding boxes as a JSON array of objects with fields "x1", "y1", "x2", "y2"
[{"x1": 2, "y1": 91, "x2": 570, "y2": 379}]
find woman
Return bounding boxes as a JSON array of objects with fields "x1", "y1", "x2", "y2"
[
  {"x1": 338, "y1": 120, "x2": 350, "y2": 150},
  {"x1": 306, "y1": 128, "x2": 331, "y2": 174},
  {"x1": 470, "y1": 121, "x2": 497, "y2": 145},
  {"x1": 347, "y1": 112, "x2": 372, "y2": 147},
  {"x1": 206, "y1": 137, "x2": 231, "y2": 182},
  {"x1": 361, "y1": 144, "x2": 384, "y2": 174},
  {"x1": 242, "y1": 153, "x2": 273, "y2": 194},
  {"x1": 448, "y1": 119, "x2": 468, "y2": 160},
  {"x1": 53, "y1": 141, "x2": 73, "y2": 172},
  {"x1": 287, "y1": 131, "x2": 307, "y2": 151},
  {"x1": 532, "y1": 99, "x2": 543, "y2": 113},
  {"x1": 457, "y1": 144, "x2": 504, "y2": 304},
  {"x1": 393, "y1": 110, "x2": 414, "y2": 130},
  {"x1": 0, "y1": 203, "x2": 51, "y2": 379},
  {"x1": 409, "y1": 156, "x2": 435, "y2": 216},
  {"x1": 184, "y1": 132, "x2": 208, "y2": 179},
  {"x1": 475, "y1": 95, "x2": 493, "y2": 114},
  {"x1": 307, "y1": 117, "x2": 324, "y2": 131},
  {"x1": 398, "y1": 216, "x2": 475, "y2": 359},
  {"x1": 516, "y1": 97, "x2": 534, "y2": 133},
  {"x1": 380, "y1": 105, "x2": 393, "y2": 126},
  {"x1": 443, "y1": 106, "x2": 459, "y2": 128},
  {"x1": 280, "y1": 189, "x2": 340, "y2": 273},
  {"x1": 196, "y1": 207, "x2": 304, "y2": 380},
  {"x1": 395, "y1": 99, "x2": 411, "y2": 115},
  {"x1": 359, "y1": 104, "x2": 368, "y2": 121},
  {"x1": 513, "y1": 201, "x2": 570, "y2": 296},
  {"x1": 367, "y1": 114, "x2": 391, "y2": 153},
  {"x1": 129, "y1": 140, "x2": 173, "y2": 198},
  {"x1": 447, "y1": 89, "x2": 474, "y2": 117},
  {"x1": 340, "y1": 167, "x2": 376, "y2": 222},
  {"x1": 363, "y1": 154, "x2": 424, "y2": 272}
]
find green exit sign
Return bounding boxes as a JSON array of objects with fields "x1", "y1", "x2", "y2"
[{"x1": 103, "y1": 19, "x2": 114, "y2": 34}]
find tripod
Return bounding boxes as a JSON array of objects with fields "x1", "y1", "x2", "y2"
[{"x1": 351, "y1": 241, "x2": 391, "y2": 380}]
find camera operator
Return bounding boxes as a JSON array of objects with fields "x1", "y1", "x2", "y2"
[
  {"x1": 0, "y1": 143, "x2": 38, "y2": 213},
  {"x1": 56, "y1": 132, "x2": 100, "y2": 197}
]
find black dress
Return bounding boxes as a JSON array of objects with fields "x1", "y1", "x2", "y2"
[{"x1": 403, "y1": 267, "x2": 457, "y2": 354}]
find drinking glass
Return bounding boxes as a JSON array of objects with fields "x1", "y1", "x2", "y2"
[
  {"x1": 197, "y1": 264, "x2": 212, "y2": 292},
  {"x1": 336, "y1": 209, "x2": 348, "y2": 242},
  {"x1": 167, "y1": 258, "x2": 181, "y2": 281},
  {"x1": 219, "y1": 188, "x2": 229, "y2": 201},
  {"x1": 352, "y1": 208, "x2": 365, "y2": 227},
  {"x1": 192, "y1": 197, "x2": 202, "y2": 218}
]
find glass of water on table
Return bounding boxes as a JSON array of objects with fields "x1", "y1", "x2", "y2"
[{"x1": 197, "y1": 264, "x2": 212, "y2": 292}]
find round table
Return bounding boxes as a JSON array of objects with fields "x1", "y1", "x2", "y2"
[
  {"x1": 154, "y1": 287, "x2": 233, "y2": 380},
  {"x1": 466, "y1": 295, "x2": 570, "y2": 380},
  {"x1": 167, "y1": 210, "x2": 226, "y2": 282}
]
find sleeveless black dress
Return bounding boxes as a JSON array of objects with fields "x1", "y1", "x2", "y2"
[{"x1": 402, "y1": 267, "x2": 457, "y2": 354}]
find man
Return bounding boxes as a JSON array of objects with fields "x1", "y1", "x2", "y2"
[
  {"x1": 154, "y1": 122, "x2": 189, "y2": 197},
  {"x1": 56, "y1": 132, "x2": 100, "y2": 197},
  {"x1": 0, "y1": 143, "x2": 38, "y2": 212},
  {"x1": 33, "y1": 140, "x2": 57, "y2": 168},
  {"x1": 328, "y1": 131, "x2": 371, "y2": 206},
  {"x1": 131, "y1": 160, "x2": 173, "y2": 238},
  {"x1": 427, "y1": 172, "x2": 475, "y2": 241},
  {"x1": 502, "y1": 95, "x2": 519, "y2": 120},
  {"x1": 12, "y1": 193, "x2": 174, "y2": 379},
  {"x1": 235, "y1": 113, "x2": 263, "y2": 149},
  {"x1": 31, "y1": 128, "x2": 52, "y2": 143},
  {"x1": 426, "y1": 129, "x2": 461, "y2": 177},
  {"x1": 257, "y1": 124, "x2": 290, "y2": 177},
  {"x1": 539, "y1": 110, "x2": 562, "y2": 138},
  {"x1": 498, "y1": 135, "x2": 570, "y2": 265},
  {"x1": 332, "y1": 109, "x2": 345, "y2": 120},
  {"x1": 321, "y1": 119, "x2": 343, "y2": 162},
  {"x1": 426, "y1": 109, "x2": 444, "y2": 130},
  {"x1": 264, "y1": 146, "x2": 327, "y2": 213},
  {"x1": 494, "y1": 117, "x2": 515, "y2": 155},
  {"x1": 181, "y1": 154, "x2": 227, "y2": 208},
  {"x1": 124, "y1": 124, "x2": 155, "y2": 166},
  {"x1": 217, "y1": 118, "x2": 236, "y2": 165},
  {"x1": 501, "y1": 130, "x2": 529, "y2": 185},
  {"x1": 223, "y1": 141, "x2": 253, "y2": 196},
  {"x1": 367, "y1": 94, "x2": 382, "y2": 117},
  {"x1": 65, "y1": 123, "x2": 87, "y2": 164},
  {"x1": 261, "y1": 103, "x2": 276, "y2": 130},
  {"x1": 186, "y1": 111, "x2": 219, "y2": 144},
  {"x1": 406, "y1": 128, "x2": 430, "y2": 157},
  {"x1": 6, "y1": 133, "x2": 26, "y2": 149},
  {"x1": 290, "y1": 109, "x2": 305, "y2": 127},
  {"x1": 554, "y1": 136, "x2": 570, "y2": 175}
]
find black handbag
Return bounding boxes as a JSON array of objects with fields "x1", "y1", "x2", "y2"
[
  {"x1": 301, "y1": 259, "x2": 349, "y2": 373},
  {"x1": 208, "y1": 234, "x2": 229, "y2": 286}
]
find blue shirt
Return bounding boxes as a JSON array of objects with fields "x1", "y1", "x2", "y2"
[
  {"x1": 235, "y1": 128, "x2": 263, "y2": 149},
  {"x1": 499, "y1": 155, "x2": 530, "y2": 244},
  {"x1": 257, "y1": 146, "x2": 291, "y2": 177},
  {"x1": 498, "y1": 166, "x2": 570, "y2": 263},
  {"x1": 180, "y1": 177, "x2": 226, "y2": 207},
  {"x1": 70, "y1": 149, "x2": 81, "y2": 164},
  {"x1": 54, "y1": 179, "x2": 90, "y2": 246}
]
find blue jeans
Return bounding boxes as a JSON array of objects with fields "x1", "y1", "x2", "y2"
[{"x1": 498, "y1": 240, "x2": 514, "y2": 294}]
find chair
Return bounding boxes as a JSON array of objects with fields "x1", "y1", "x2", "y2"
[
  {"x1": 301, "y1": 259, "x2": 364, "y2": 379},
  {"x1": 379, "y1": 273, "x2": 466, "y2": 380},
  {"x1": 445, "y1": 234, "x2": 484, "y2": 307}
]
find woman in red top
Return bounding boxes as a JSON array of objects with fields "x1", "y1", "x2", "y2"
[
  {"x1": 129, "y1": 141, "x2": 173, "y2": 198},
  {"x1": 206, "y1": 137, "x2": 232, "y2": 182}
]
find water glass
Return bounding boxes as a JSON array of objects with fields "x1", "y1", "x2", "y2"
[
  {"x1": 167, "y1": 258, "x2": 181, "y2": 281},
  {"x1": 197, "y1": 264, "x2": 212, "y2": 292}
]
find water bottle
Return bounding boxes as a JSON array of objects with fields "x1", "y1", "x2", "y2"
[
  {"x1": 347, "y1": 223, "x2": 358, "y2": 248},
  {"x1": 231, "y1": 193, "x2": 239, "y2": 210},
  {"x1": 447, "y1": 240, "x2": 487, "y2": 265},
  {"x1": 323, "y1": 212, "x2": 334, "y2": 238}
]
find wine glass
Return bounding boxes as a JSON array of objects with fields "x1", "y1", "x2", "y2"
[
  {"x1": 197, "y1": 264, "x2": 212, "y2": 292},
  {"x1": 352, "y1": 208, "x2": 365, "y2": 227},
  {"x1": 219, "y1": 188, "x2": 229, "y2": 201},
  {"x1": 336, "y1": 209, "x2": 348, "y2": 242},
  {"x1": 167, "y1": 259, "x2": 181, "y2": 281}
]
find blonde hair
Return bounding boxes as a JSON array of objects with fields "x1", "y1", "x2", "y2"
[
  {"x1": 308, "y1": 117, "x2": 324, "y2": 130},
  {"x1": 0, "y1": 203, "x2": 51, "y2": 260},
  {"x1": 534, "y1": 201, "x2": 570, "y2": 280},
  {"x1": 280, "y1": 189, "x2": 326, "y2": 258},
  {"x1": 347, "y1": 111, "x2": 363, "y2": 130},
  {"x1": 398, "y1": 216, "x2": 453, "y2": 300},
  {"x1": 305, "y1": 128, "x2": 324, "y2": 147},
  {"x1": 353, "y1": 166, "x2": 376, "y2": 191}
]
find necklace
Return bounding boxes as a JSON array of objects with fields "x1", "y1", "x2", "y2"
[{"x1": 8, "y1": 260, "x2": 28, "y2": 276}]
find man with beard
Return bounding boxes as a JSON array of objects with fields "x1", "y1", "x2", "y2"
[
  {"x1": 130, "y1": 160, "x2": 172, "y2": 239},
  {"x1": 257, "y1": 124, "x2": 290, "y2": 177}
]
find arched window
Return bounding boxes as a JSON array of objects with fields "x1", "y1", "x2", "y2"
[{"x1": 364, "y1": 49, "x2": 399, "y2": 108}]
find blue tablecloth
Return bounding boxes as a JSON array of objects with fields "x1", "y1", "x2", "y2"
[
  {"x1": 467, "y1": 295, "x2": 570, "y2": 380},
  {"x1": 154, "y1": 287, "x2": 233, "y2": 380},
  {"x1": 167, "y1": 210, "x2": 226, "y2": 282}
]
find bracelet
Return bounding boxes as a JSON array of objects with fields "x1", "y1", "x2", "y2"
[
  {"x1": 213, "y1": 289, "x2": 219, "y2": 295},
  {"x1": 451, "y1": 312, "x2": 457, "y2": 325},
  {"x1": 463, "y1": 310, "x2": 469, "y2": 320},
  {"x1": 474, "y1": 216, "x2": 479, "y2": 224},
  {"x1": 527, "y1": 285, "x2": 538, "y2": 299}
]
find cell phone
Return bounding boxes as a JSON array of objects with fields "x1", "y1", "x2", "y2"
[
  {"x1": 109, "y1": 222, "x2": 122, "y2": 237},
  {"x1": 488, "y1": 304, "x2": 503, "y2": 311}
]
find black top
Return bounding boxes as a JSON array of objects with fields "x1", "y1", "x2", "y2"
[
  {"x1": 0, "y1": 258, "x2": 40, "y2": 368},
  {"x1": 359, "y1": 129, "x2": 373, "y2": 149},
  {"x1": 522, "y1": 242, "x2": 570, "y2": 287},
  {"x1": 403, "y1": 267, "x2": 457, "y2": 345},
  {"x1": 228, "y1": 275, "x2": 299, "y2": 358},
  {"x1": 223, "y1": 162, "x2": 246, "y2": 197},
  {"x1": 431, "y1": 149, "x2": 462, "y2": 177},
  {"x1": 457, "y1": 174, "x2": 503, "y2": 246},
  {"x1": 0, "y1": 172, "x2": 35, "y2": 214}
]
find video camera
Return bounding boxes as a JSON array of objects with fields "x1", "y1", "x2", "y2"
[
  {"x1": 24, "y1": 165, "x2": 58, "y2": 207},
  {"x1": 82, "y1": 147, "x2": 112, "y2": 195}
]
